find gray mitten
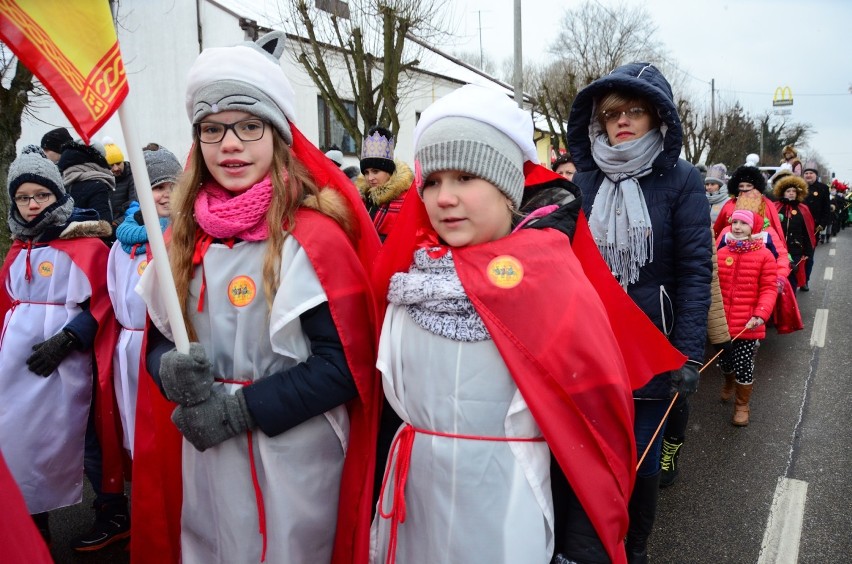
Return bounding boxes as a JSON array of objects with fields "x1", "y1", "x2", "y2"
[
  {"x1": 159, "y1": 343, "x2": 214, "y2": 405},
  {"x1": 171, "y1": 388, "x2": 255, "y2": 452},
  {"x1": 26, "y1": 330, "x2": 79, "y2": 376}
]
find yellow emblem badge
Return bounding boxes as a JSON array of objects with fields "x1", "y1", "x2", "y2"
[
  {"x1": 791, "y1": 210, "x2": 798, "y2": 216},
  {"x1": 228, "y1": 275, "x2": 257, "y2": 307},
  {"x1": 37, "y1": 261, "x2": 53, "y2": 277},
  {"x1": 725, "y1": 257, "x2": 734, "y2": 266},
  {"x1": 487, "y1": 255, "x2": 524, "y2": 289},
  {"x1": 137, "y1": 260, "x2": 148, "y2": 276}
]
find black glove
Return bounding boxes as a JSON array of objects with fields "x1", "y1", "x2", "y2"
[
  {"x1": 26, "y1": 330, "x2": 79, "y2": 376},
  {"x1": 172, "y1": 388, "x2": 255, "y2": 452},
  {"x1": 670, "y1": 363, "x2": 700, "y2": 396},
  {"x1": 159, "y1": 343, "x2": 214, "y2": 406},
  {"x1": 133, "y1": 210, "x2": 144, "y2": 225}
]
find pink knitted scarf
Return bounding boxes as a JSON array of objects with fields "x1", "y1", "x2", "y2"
[{"x1": 194, "y1": 176, "x2": 275, "y2": 241}]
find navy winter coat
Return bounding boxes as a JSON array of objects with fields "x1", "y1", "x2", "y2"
[{"x1": 567, "y1": 63, "x2": 712, "y2": 398}]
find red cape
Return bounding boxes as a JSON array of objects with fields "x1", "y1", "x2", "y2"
[
  {"x1": 774, "y1": 200, "x2": 817, "y2": 249},
  {"x1": 129, "y1": 124, "x2": 381, "y2": 564},
  {"x1": 370, "y1": 163, "x2": 686, "y2": 563},
  {"x1": 0, "y1": 450, "x2": 52, "y2": 563},
  {"x1": 0, "y1": 238, "x2": 123, "y2": 495}
]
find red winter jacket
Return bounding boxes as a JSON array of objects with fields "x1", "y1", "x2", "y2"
[{"x1": 717, "y1": 233, "x2": 778, "y2": 339}]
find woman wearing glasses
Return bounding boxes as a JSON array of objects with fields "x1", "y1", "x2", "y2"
[
  {"x1": 136, "y1": 32, "x2": 380, "y2": 563},
  {"x1": 0, "y1": 145, "x2": 120, "y2": 546},
  {"x1": 567, "y1": 63, "x2": 712, "y2": 563}
]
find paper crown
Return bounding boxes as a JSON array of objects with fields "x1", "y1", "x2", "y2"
[{"x1": 361, "y1": 129, "x2": 394, "y2": 160}]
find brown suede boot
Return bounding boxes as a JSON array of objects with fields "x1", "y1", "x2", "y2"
[
  {"x1": 733, "y1": 383, "x2": 753, "y2": 426},
  {"x1": 720, "y1": 372, "x2": 736, "y2": 402}
]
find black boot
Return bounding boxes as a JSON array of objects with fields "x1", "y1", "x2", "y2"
[
  {"x1": 31, "y1": 512, "x2": 51, "y2": 546},
  {"x1": 625, "y1": 472, "x2": 661, "y2": 564},
  {"x1": 71, "y1": 499, "x2": 130, "y2": 552},
  {"x1": 659, "y1": 437, "x2": 684, "y2": 488}
]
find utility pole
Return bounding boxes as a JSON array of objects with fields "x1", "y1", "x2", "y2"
[
  {"x1": 710, "y1": 78, "x2": 715, "y2": 131},
  {"x1": 513, "y1": 0, "x2": 522, "y2": 107},
  {"x1": 477, "y1": 10, "x2": 483, "y2": 69}
]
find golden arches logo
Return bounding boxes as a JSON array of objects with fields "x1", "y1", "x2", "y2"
[{"x1": 773, "y1": 86, "x2": 793, "y2": 107}]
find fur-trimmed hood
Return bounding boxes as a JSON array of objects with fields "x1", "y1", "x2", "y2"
[
  {"x1": 773, "y1": 174, "x2": 809, "y2": 202},
  {"x1": 60, "y1": 218, "x2": 113, "y2": 240},
  {"x1": 356, "y1": 159, "x2": 413, "y2": 205}
]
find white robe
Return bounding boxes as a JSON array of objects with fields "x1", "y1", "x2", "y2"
[
  {"x1": 370, "y1": 305, "x2": 553, "y2": 564},
  {"x1": 139, "y1": 237, "x2": 348, "y2": 564},
  {"x1": 107, "y1": 242, "x2": 148, "y2": 456},
  {"x1": 0, "y1": 245, "x2": 94, "y2": 513}
]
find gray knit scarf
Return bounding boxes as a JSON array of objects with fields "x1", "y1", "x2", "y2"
[
  {"x1": 588, "y1": 130, "x2": 663, "y2": 286},
  {"x1": 62, "y1": 164, "x2": 116, "y2": 189},
  {"x1": 387, "y1": 248, "x2": 490, "y2": 342},
  {"x1": 8, "y1": 196, "x2": 75, "y2": 242}
]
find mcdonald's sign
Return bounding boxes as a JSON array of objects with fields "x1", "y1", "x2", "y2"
[{"x1": 773, "y1": 86, "x2": 793, "y2": 107}]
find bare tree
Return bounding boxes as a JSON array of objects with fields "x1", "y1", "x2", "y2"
[
  {"x1": 703, "y1": 102, "x2": 760, "y2": 168},
  {"x1": 754, "y1": 113, "x2": 812, "y2": 166},
  {"x1": 549, "y1": 1, "x2": 665, "y2": 85},
  {"x1": 527, "y1": 60, "x2": 581, "y2": 154},
  {"x1": 280, "y1": 0, "x2": 452, "y2": 150},
  {"x1": 450, "y1": 49, "x2": 497, "y2": 76},
  {"x1": 0, "y1": 44, "x2": 52, "y2": 258}
]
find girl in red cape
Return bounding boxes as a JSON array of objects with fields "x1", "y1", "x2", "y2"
[
  {"x1": 368, "y1": 85, "x2": 685, "y2": 564},
  {"x1": 136, "y1": 31, "x2": 380, "y2": 564}
]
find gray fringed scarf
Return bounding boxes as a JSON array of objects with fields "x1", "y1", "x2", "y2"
[
  {"x1": 588, "y1": 130, "x2": 664, "y2": 286},
  {"x1": 387, "y1": 248, "x2": 490, "y2": 342}
]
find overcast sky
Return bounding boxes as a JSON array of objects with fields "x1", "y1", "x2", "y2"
[{"x1": 445, "y1": 0, "x2": 852, "y2": 180}]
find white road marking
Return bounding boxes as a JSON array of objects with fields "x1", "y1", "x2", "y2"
[
  {"x1": 829, "y1": 249, "x2": 836, "y2": 256},
  {"x1": 758, "y1": 477, "x2": 808, "y2": 564},
  {"x1": 824, "y1": 267, "x2": 834, "y2": 280},
  {"x1": 810, "y1": 309, "x2": 828, "y2": 348}
]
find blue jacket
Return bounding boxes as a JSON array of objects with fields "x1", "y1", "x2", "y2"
[{"x1": 567, "y1": 63, "x2": 712, "y2": 398}]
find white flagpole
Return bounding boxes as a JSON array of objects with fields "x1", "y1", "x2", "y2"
[{"x1": 117, "y1": 102, "x2": 190, "y2": 354}]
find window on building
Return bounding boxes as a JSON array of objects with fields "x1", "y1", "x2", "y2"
[{"x1": 317, "y1": 96, "x2": 357, "y2": 154}]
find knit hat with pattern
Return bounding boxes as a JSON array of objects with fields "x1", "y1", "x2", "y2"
[
  {"x1": 413, "y1": 85, "x2": 537, "y2": 210},
  {"x1": 102, "y1": 136, "x2": 125, "y2": 165},
  {"x1": 8, "y1": 145, "x2": 66, "y2": 199},
  {"x1": 360, "y1": 126, "x2": 396, "y2": 174},
  {"x1": 704, "y1": 163, "x2": 727, "y2": 186},
  {"x1": 186, "y1": 31, "x2": 296, "y2": 144},
  {"x1": 40, "y1": 127, "x2": 73, "y2": 154}
]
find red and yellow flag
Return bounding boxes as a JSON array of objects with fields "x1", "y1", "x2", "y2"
[{"x1": 0, "y1": 0, "x2": 128, "y2": 143}]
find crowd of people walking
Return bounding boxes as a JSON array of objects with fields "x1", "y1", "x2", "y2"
[{"x1": 2, "y1": 30, "x2": 848, "y2": 564}]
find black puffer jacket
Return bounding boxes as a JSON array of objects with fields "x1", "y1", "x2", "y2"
[{"x1": 567, "y1": 62, "x2": 712, "y2": 398}]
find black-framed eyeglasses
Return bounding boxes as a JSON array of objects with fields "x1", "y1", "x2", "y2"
[
  {"x1": 195, "y1": 119, "x2": 267, "y2": 144},
  {"x1": 14, "y1": 192, "x2": 54, "y2": 206},
  {"x1": 600, "y1": 107, "x2": 649, "y2": 123}
]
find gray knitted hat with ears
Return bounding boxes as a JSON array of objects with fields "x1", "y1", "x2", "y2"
[
  {"x1": 186, "y1": 31, "x2": 296, "y2": 144},
  {"x1": 8, "y1": 145, "x2": 66, "y2": 199},
  {"x1": 415, "y1": 117, "x2": 525, "y2": 209},
  {"x1": 144, "y1": 146, "x2": 182, "y2": 187}
]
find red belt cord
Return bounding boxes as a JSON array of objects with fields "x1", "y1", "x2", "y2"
[
  {"x1": 214, "y1": 377, "x2": 267, "y2": 562},
  {"x1": 0, "y1": 299, "x2": 64, "y2": 346},
  {"x1": 377, "y1": 423, "x2": 545, "y2": 564}
]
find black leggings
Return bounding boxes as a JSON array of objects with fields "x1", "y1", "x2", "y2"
[{"x1": 718, "y1": 339, "x2": 759, "y2": 384}]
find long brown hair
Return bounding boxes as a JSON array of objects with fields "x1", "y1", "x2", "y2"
[{"x1": 169, "y1": 129, "x2": 352, "y2": 339}]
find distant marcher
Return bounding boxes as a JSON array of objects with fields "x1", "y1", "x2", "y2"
[
  {"x1": 773, "y1": 175, "x2": 816, "y2": 291},
  {"x1": 552, "y1": 152, "x2": 576, "y2": 181},
  {"x1": 57, "y1": 140, "x2": 114, "y2": 226},
  {"x1": 356, "y1": 126, "x2": 414, "y2": 241},
  {"x1": 567, "y1": 62, "x2": 711, "y2": 562},
  {"x1": 102, "y1": 137, "x2": 137, "y2": 232},
  {"x1": 40, "y1": 127, "x2": 73, "y2": 163},
  {"x1": 716, "y1": 210, "x2": 778, "y2": 426},
  {"x1": 780, "y1": 145, "x2": 803, "y2": 177},
  {"x1": 704, "y1": 163, "x2": 729, "y2": 223},
  {"x1": 325, "y1": 145, "x2": 344, "y2": 168}
]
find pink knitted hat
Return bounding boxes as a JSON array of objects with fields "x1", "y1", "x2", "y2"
[{"x1": 730, "y1": 209, "x2": 755, "y2": 230}]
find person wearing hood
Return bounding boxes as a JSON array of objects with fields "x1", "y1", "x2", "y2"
[
  {"x1": 356, "y1": 126, "x2": 414, "y2": 241},
  {"x1": 0, "y1": 146, "x2": 122, "y2": 549},
  {"x1": 57, "y1": 140, "x2": 115, "y2": 228},
  {"x1": 704, "y1": 163, "x2": 729, "y2": 223},
  {"x1": 773, "y1": 175, "x2": 816, "y2": 291},
  {"x1": 566, "y1": 62, "x2": 712, "y2": 563},
  {"x1": 781, "y1": 145, "x2": 803, "y2": 177}
]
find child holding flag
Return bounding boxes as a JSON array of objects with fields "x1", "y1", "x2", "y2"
[{"x1": 137, "y1": 31, "x2": 380, "y2": 563}]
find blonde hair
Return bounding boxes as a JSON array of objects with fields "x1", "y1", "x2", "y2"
[{"x1": 169, "y1": 129, "x2": 352, "y2": 340}]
